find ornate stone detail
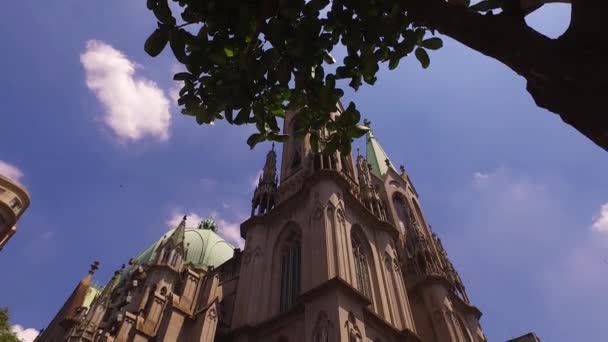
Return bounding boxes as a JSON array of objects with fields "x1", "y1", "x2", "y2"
[
  {"x1": 344, "y1": 312, "x2": 362, "y2": 342},
  {"x1": 207, "y1": 308, "x2": 217, "y2": 321},
  {"x1": 312, "y1": 311, "x2": 333, "y2": 342}
]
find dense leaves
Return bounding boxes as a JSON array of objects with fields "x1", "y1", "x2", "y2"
[
  {"x1": 144, "y1": 0, "x2": 449, "y2": 152},
  {"x1": 0, "y1": 308, "x2": 20, "y2": 342}
]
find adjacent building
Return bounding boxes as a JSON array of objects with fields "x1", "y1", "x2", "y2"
[
  {"x1": 0, "y1": 174, "x2": 30, "y2": 250},
  {"x1": 38, "y1": 105, "x2": 533, "y2": 341}
]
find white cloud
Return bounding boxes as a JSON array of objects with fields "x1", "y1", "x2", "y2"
[
  {"x1": 80, "y1": 40, "x2": 171, "y2": 142},
  {"x1": 166, "y1": 211, "x2": 244, "y2": 248},
  {"x1": 166, "y1": 212, "x2": 204, "y2": 229},
  {"x1": 11, "y1": 325, "x2": 39, "y2": 342},
  {"x1": 591, "y1": 203, "x2": 608, "y2": 233},
  {"x1": 169, "y1": 83, "x2": 181, "y2": 105},
  {"x1": 0, "y1": 160, "x2": 24, "y2": 183},
  {"x1": 472, "y1": 171, "x2": 489, "y2": 181}
]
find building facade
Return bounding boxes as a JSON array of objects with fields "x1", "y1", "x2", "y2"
[
  {"x1": 0, "y1": 174, "x2": 30, "y2": 250},
  {"x1": 38, "y1": 106, "x2": 491, "y2": 341}
]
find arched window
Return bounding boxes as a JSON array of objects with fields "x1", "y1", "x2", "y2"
[
  {"x1": 161, "y1": 248, "x2": 171, "y2": 264},
  {"x1": 392, "y1": 194, "x2": 412, "y2": 232},
  {"x1": 171, "y1": 252, "x2": 180, "y2": 266},
  {"x1": 351, "y1": 231, "x2": 372, "y2": 300},
  {"x1": 280, "y1": 231, "x2": 301, "y2": 312}
]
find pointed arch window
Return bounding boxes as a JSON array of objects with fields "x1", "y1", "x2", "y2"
[
  {"x1": 161, "y1": 248, "x2": 171, "y2": 264},
  {"x1": 280, "y1": 231, "x2": 301, "y2": 312},
  {"x1": 351, "y1": 231, "x2": 372, "y2": 300},
  {"x1": 392, "y1": 194, "x2": 412, "y2": 232},
  {"x1": 171, "y1": 251, "x2": 180, "y2": 266}
]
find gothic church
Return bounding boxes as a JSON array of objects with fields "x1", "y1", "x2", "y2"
[{"x1": 37, "y1": 104, "x2": 487, "y2": 341}]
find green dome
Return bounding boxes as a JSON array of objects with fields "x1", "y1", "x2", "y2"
[{"x1": 135, "y1": 227, "x2": 235, "y2": 269}]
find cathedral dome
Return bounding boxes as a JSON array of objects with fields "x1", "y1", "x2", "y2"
[{"x1": 134, "y1": 224, "x2": 235, "y2": 269}]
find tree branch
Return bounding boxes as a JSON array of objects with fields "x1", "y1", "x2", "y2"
[{"x1": 406, "y1": 0, "x2": 608, "y2": 151}]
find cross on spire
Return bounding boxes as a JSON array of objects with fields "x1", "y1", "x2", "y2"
[{"x1": 89, "y1": 261, "x2": 100, "y2": 274}]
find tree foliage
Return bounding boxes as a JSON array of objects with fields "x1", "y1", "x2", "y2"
[
  {"x1": 146, "y1": 0, "x2": 608, "y2": 152},
  {"x1": 0, "y1": 308, "x2": 20, "y2": 342},
  {"x1": 145, "y1": 0, "x2": 446, "y2": 152}
]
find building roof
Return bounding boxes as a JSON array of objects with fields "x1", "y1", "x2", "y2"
[
  {"x1": 366, "y1": 130, "x2": 397, "y2": 177},
  {"x1": 135, "y1": 225, "x2": 235, "y2": 269}
]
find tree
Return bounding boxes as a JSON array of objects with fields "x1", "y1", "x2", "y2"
[
  {"x1": 0, "y1": 307, "x2": 20, "y2": 342},
  {"x1": 144, "y1": 0, "x2": 608, "y2": 152}
]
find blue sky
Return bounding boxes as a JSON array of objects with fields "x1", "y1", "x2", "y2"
[{"x1": 1, "y1": 2, "x2": 607, "y2": 341}]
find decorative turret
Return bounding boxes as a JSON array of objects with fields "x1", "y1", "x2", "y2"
[
  {"x1": 365, "y1": 122, "x2": 397, "y2": 178},
  {"x1": 251, "y1": 144, "x2": 278, "y2": 216},
  {"x1": 355, "y1": 149, "x2": 388, "y2": 221},
  {"x1": 35, "y1": 261, "x2": 101, "y2": 342},
  {"x1": 156, "y1": 216, "x2": 187, "y2": 269}
]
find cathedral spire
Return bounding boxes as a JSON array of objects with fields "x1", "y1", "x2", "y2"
[
  {"x1": 168, "y1": 215, "x2": 186, "y2": 246},
  {"x1": 251, "y1": 144, "x2": 278, "y2": 216},
  {"x1": 365, "y1": 127, "x2": 397, "y2": 177}
]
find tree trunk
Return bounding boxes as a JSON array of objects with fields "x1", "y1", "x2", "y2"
[{"x1": 405, "y1": 0, "x2": 608, "y2": 151}]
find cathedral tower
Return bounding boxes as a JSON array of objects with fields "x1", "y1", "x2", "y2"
[
  {"x1": 365, "y1": 129, "x2": 486, "y2": 342},
  {"x1": 232, "y1": 106, "x2": 420, "y2": 341}
]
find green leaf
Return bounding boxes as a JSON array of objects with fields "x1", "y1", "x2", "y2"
[
  {"x1": 415, "y1": 48, "x2": 430, "y2": 69},
  {"x1": 247, "y1": 133, "x2": 266, "y2": 149},
  {"x1": 152, "y1": 1, "x2": 176, "y2": 25},
  {"x1": 234, "y1": 107, "x2": 250, "y2": 125},
  {"x1": 322, "y1": 51, "x2": 336, "y2": 64},
  {"x1": 144, "y1": 28, "x2": 168, "y2": 57},
  {"x1": 388, "y1": 57, "x2": 400, "y2": 70},
  {"x1": 225, "y1": 108, "x2": 234, "y2": 123},
  {"x1": 224, "y1": 47, "x2": 235, "y2": 57},
  {"x1": 173, "y1": 72, "x2": 191, "y2": 81},
  {"x1": 169, "y1": 29, "x2": 188, "y2": 63},
  {"x1": 421, "y1": 37, "x2": 443, "y2": 50}
]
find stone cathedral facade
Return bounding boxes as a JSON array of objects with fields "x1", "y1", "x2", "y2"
[{"x1": 37, "y1": 104, "x2": 488, "y2": 342}]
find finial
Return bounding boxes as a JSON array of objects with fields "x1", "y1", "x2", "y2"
[
  {"x1": 89, "y1": 261, "x2": 100, "y2": 274},
  {"x1": 399, "y1": 164, "x2": 405, "y2": 174},
  {"x1": 182, "y1": 215, "x2": 187, "y2": 222},
  {"x1": 363, "y1": 118, "x2": 371, "y2": 128},
  {"x1": 271, "y1": 142, "x2": 275, "y2": 151}
]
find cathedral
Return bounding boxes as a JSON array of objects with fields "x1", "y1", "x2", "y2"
[{"x1": 37, "y1": 104, "x2": 489, "y2": 342}]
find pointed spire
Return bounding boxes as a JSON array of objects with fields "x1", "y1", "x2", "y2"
[
  {"x1": 251, "y1": 145, "x2": 278, "y2": 216},
  {"x1": 366, "y1": 129, "x2": 397, "y2": 177},
  {"x1": 168, "y1": 216, "x2": 186, "y2": 246}
]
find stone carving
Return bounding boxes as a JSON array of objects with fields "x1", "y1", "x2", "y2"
[
  {"x1": 312, "y1": 311, "x2": 333, "y2": 342},
  {"x1": 344, "y1": 312, "x2": 362, "y2": 342},
  {"x1": 207, "y1": 308, "x2": 217, "y2": 321}
]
